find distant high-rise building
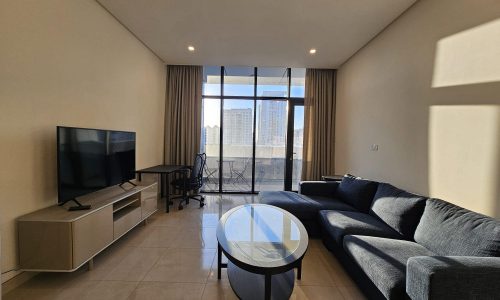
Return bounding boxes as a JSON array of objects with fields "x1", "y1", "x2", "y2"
[
  {"x1": 223, "y1": 108, "x2": 253, "y2": 145},
  {"x1": 257, "y1": 99, "x2": 287, "y2": 145},
  {"x1": 200, "y1": 126, "x2": 206, "y2": 152},
  {"x1": 294, "y1": 128, "x2": 303, "y2": 147},
  {"x1": 205, "y1": 125, "x2": 220, "y2": 144}
]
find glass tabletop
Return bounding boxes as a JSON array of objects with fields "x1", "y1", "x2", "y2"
[{"x1": 217, "y1": 204, "x2": 308, "y2": 268}]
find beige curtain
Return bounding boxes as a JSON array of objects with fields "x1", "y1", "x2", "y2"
[
  {"x1": 301, "y1": 69, "x2": 336, "y2": 181},
  {"x1": 164, "y1": 65, "x2": 203, "y2": 166}
]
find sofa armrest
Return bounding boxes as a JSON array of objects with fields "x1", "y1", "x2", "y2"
[
  {"x1": 298, "y1": 181, "x2": 339, "y2": 197},
  {"x1": 406, "y1": 256, "x2": 500, "y2": 300}
]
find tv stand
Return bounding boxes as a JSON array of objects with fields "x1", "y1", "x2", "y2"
[
  {"x1": 59, "y1": 198, "x2": 92, "y2": 211},
  {"x1": 17, "y1": 178, "x2": 158, "y2": 272}
]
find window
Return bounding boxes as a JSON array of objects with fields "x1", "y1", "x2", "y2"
[{"x1": 201, "y1": 66, "x2": 305, "y2": 193}]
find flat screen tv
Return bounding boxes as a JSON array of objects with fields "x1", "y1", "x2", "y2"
[{"x1": 57, "y1": 126, "x2": 136, "y2": 207}]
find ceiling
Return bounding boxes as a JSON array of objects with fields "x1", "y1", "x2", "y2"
[{"x1": 97, "y1": 0, "x2": 417, "y2": 68}]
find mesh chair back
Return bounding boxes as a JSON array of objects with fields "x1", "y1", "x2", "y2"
[{"x1": 190, "y1": 153, "x2": 207, "y2": 189}]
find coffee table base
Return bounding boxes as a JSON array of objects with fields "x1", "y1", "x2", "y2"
[{"x1": 227, "y1": 261, "x2": 295, "y2": 300}]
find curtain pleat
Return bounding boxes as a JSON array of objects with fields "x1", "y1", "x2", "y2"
[
  {"x1": 164, "y1": 65, "x2": 203, "y2": 166},
  {"x1": 301, "y1": 69, "x2": 336, "y2": 180}
]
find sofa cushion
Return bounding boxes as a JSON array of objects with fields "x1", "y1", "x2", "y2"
[
  {"x1": 414, "y1": 198, "x2": 500, "y2": 257},
  {"x1": 343, "y1": 235, "x2": 435, "y2": 300},
  {"x1": 334, "y1": 175, "x2": 378, "y2": 212},
  {"x1": 258, "y1": 191, "x2": 356, "y2": 220},
  {"x1": 369, "y1": 183, "x2": 427, "y2": 240},
  {"x1": 319, "y1": 210, "x2": 402, "y2": 245}
]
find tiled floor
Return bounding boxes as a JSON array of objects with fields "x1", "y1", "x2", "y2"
[{"x1": 4, "y1": 195, "x2": 365, "y2": 300}]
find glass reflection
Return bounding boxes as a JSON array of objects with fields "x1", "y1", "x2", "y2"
[{"x1": 224, "y1": 205, "x2": 300, "y2": 262}]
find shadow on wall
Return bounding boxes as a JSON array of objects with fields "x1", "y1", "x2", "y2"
[{"x1": 429, "y1": 18, "x2": 500, "y2": 218}]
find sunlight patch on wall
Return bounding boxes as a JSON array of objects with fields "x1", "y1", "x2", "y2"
[
  {"x1": 429, "y1": 105, "x2": 499, "y2": 217},
  {"x1": 432, "y1": 19, "x2": 500, "y2": 88}
]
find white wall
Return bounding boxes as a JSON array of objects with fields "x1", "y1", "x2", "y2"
[
  {"x1": 336, "y1": 0, "x2": 500, "y2": 217},
  {"x1": 0, "y1": 0, "x2": 166, "y2": 282}
]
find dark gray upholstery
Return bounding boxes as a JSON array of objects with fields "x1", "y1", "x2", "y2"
[
  {"x1": 406, "y1": 256, "x2": 500, "y2": 300},
  {"x1": 299, "y1": 181, "x2": 339, "y2": 197},
  {"x1": 414, "y1": 198, "x2": 500, "y2": 257},
  {"x1": 262, "y1": 178, "x2": 500, "y2": 300},
  {"x1": 258, "y1": 191, "x2": 356, "y2": 221},
  {"x1": 319, "y1": 210, "x2": 402, "y2": 245},
  {"x1": 335, "y1": 175, "x2": 378, "y2": 212},
  {"x1": 343, "y1": 235, "x2": 435, "y2": 300},
  {"x1": 369, "y1": 182, "x2": 427, "y2": 240}
]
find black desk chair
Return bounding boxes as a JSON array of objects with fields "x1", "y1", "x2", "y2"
[{"x1": 170, "y1": 153, "x2": 207, "y2": 210}]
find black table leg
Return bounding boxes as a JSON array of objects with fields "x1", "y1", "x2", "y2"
[
  {"x1": 297, "y1": 260, "x2": 302, "y2": 280},
  {"x1": 165, "y1": 172, "x2": 170, "y2": 213},
  {"x1": 159, "y1": 174, "x2": 164, "y2": 197},
  {"x1": 183, "y1": 169, "x2": 188, "y2": 205},
  {"x1": 264, "y1": 273, "x2": 271, "y2": 300},
  {"x1": 217, "y1": 243, "x2": 222, "y2": 279}
]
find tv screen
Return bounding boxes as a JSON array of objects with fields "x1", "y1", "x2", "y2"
[{"x1": 57, "y1": 126, "x2": 136, "y2": 204}]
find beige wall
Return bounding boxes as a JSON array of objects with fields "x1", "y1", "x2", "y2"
[
  {"x1": 336, "y1": 0, "x2": 500, "y2": 217},
  {"x1": 0, "y1": 0, "x2": 166, "y2": 281}
]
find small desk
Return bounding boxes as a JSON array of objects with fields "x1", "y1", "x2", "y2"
[{"x1": 136, "y1": 165, "x2": 186, "y2": 213}]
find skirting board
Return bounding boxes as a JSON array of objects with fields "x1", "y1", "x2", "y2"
[{"x1": 2, "y1": 270, "x2": 38, "y2": 296}]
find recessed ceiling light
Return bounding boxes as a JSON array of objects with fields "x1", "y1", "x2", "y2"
[
  {"x1": 188, "y1": 45, "x2": 195, "y2": 52},
  {"x1": 309, "y1": 48, "x2": 317, "y2": 54}
]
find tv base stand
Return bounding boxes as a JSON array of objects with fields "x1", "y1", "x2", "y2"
[
  {"x1": 119, "y1": 180, "x2": 137, "y2": 188},
  {"x1": 60, "y1": 198, "x2": 92, "y2": 211}
]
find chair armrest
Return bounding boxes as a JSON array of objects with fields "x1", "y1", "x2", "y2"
[
  {"x1": 406, "y1": 256, "x2": 500, "y2": 300},
  {"x1": 298, "y1": 181, "x2": 339, "y2": 197}
]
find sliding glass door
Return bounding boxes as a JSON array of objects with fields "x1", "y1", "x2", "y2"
[
  {"x1": 255, "y1": 99, "x2": 288, "y2": 191},
  {"x1": 201, "y1": 66, "x2": 305, "y2": 193}
]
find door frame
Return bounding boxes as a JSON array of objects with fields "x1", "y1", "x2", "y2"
[{"x1": 285, "y1": 100, "x2": 304, "y2": 191}]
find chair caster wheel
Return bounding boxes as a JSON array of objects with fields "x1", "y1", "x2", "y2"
[
  {"x1": 200, "y1": 202, "x2": 205, "y2": 208},
  {"x1": 178, "y1": 205, "x2": 183, "y2": 210}
]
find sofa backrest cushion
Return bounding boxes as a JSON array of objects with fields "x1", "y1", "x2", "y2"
[
  {"x1": 334, "y1": 174, "x2": 378, "y2": 212},
  {"x1": 369, "y1": 183, "x2": 427, "y2": 240},
  {"x1": 414, "y1": 198, "x2": 500, "y2": 257}
]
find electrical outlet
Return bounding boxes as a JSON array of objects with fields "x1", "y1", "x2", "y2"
[{"x1": 371, "y1": 144, "x2": 379, "y2": 151}]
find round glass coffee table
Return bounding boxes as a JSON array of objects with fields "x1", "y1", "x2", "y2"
[{"x1": 217, "y1": 204, "x2": 309, "y2": 300}]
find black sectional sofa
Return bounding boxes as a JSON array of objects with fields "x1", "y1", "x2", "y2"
[{"x1": 259, "y1": 174, "x2": 500, "y2": 300}]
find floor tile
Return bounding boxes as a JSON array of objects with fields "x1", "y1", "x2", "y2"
[
  {"x1": 201, "y1": 281, "x2": 238, "y2": 300},
  {"x1": 104, "y1": 247, "x2": 165, "y2": 281},
  {"x1": 128, "y1": 282, "x2": 205, "y2": 300},
  {"x1": 308, "y1": 238, "x2": 324, "y2": 250},
  {"x1": 171, "y1": 227, "x2": 218, "y2": 249},
  {"x1": 142, "y1": 248, "x2": 215, "y2": 283},
  {"x1": 55, "y1": 280, "x2": 138, "y2": 300},
  {"x1": 138, "y1": 226, "x2": 180, "y2": 248},
  {"x1": 291, "y1": 285, "x2": 344, "y2": 300},
  {"x1": 15, "y1": 270, "x2": 85, "y2": 290},
  {"x1": 117, "y1": 224, "x2": 156, "y2": 247},
  {"x1": 337, "y1": 284, "x2": 367, "y2": 300},
  {"x1": 290, "y1": 285, "x2": 344, "y2": 300},
  {"x1": 318, "y1": 249, "x2": 357, "y2": 287},
  {"x1": 80, "y1": 244, "x2": 136, "y2": 281},
  {"x1": 148, "y1": 209, "x2": 202, "y2": 228},
  {"x1": 207, "y1": 252, "x2": 229, "y2": 283},
  {"x1": 295, "y1": 249, "x2": 336, "y2": 287},
  {"x1": 3, "y1": 288, "x2": 60, "y2": 300}
]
